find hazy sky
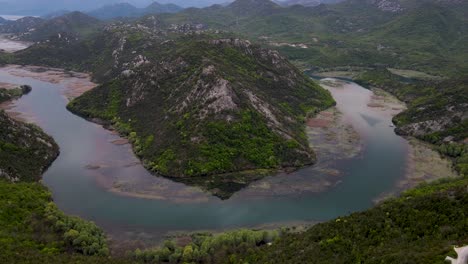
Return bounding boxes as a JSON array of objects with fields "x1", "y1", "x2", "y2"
[{"x1": 0, "y1": 0, "x2": 231, "y2": 14}]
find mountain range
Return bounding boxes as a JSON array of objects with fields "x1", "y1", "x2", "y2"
[{"x1": 87, "y1": 2, "x2": 184, "y2": 20}]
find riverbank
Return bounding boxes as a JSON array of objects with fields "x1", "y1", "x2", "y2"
[
  {"x1": 0, "y1": 65, "x2": 445, "y2": 253},
  {"x1": 0, "y1": 34, "x2": 32, "y2": 53}
]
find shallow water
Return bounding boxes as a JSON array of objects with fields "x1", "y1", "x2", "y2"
[
  {"x1": 0, "y1": 69, "x2": 408, "y2": 243},
  {"x1": 0, "y1": 35, "x2": 31, "y2": 52}
]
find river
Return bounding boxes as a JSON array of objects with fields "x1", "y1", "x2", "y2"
[{"x1": 0, "y1": 67, "x2": 410, "y2": 247}]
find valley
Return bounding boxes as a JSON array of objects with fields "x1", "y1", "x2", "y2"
[
  {"x1": 0, "y1": 62, "x2": 458, "y2": 251},
  {"x1": 0, "y1": 0, "x2": 466, "y2": 263}
]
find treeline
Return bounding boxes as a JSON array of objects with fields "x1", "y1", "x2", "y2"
[{"x1": 132, "y1": 229, "x2": 281, "y2": 264}]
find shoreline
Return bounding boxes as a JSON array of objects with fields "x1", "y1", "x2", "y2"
[
  {"x1": 364, "y1": 86, "x2": 460, "y2": 203},
  {"x1": 3, "y1": 65, "x2": 458, "y2": 204},
  {"x1": 1, "y1": 64, "x2": 367, "y2": 202}
]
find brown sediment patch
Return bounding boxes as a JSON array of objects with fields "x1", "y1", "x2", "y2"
[
  {"x1": 85, "y1": 164, "x2": 102, "y2": 170},
  {"x1": 307, "y1": 118, "x2": 330, "y2": 128},
  {"x1": 307, "y1": 107, "x2": 362, "y2": 161},
  {"x1": 108, "y1": 186, "x2": 211, "y2": 203},
  {"x1": 0, "y1": 82, "x2": 20, "y2": 90},
  {"x1": 123, "y1": 161, "x2": 141, "y2": 168},
  {"x1": 367, "y1": 103, "x2": 384, "y2": 108},
  {"x1": 111, "y1": 139, "x2": 129, "y2": 145},
  {"x1": 368, "y1": 88, "x2": 407, "y2": 116},
  {"x1": 324, "y1": 169, "x2": 341, "y2": 177},
  {"x1": 307, "y1": 109, "x2": 335, "y2": 128}
]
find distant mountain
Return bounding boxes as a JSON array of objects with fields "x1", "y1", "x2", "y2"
[
  {"x1": 0, "y1": 17, "x2": 7, "y2": 24},
  {"x1": 0, "y1": 12, "x2": 101, "y2": 41},
  {"x1": 145, "y1": 2, "x2": 184, "y2": 13},
  {"x1": 278, "y1": 0, "x2": 343, "y2": 7},
  {"x1": 227, "y1": 0, "x2": 281, "y2": 15},
  {"x1": 0, "y1": 17, "x2": 45, "y2": 35},
  {"x1": 87, "y1": 3, "x2": 141, "y2": 20},
  {"x1": 41, "y1": 10, "x2": 72, "y2": 19},
  {"x1": 87, "y1": 2, "x2": 184, "y2": 20}
]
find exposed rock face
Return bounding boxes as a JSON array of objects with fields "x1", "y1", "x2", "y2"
[
  {"x1": 0, "y1": 111, "x2": 59, "y2": 182},
  {"x1": 393, "y1": 79, "x2": 468, "y2": 142},
  {"x1": 396, "y1": 112, "x2": 466, "y2": 137}
]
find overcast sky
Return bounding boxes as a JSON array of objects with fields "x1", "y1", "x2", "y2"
[{"x1": 0, "y1": 0, "x2": 231, "y2": 14}]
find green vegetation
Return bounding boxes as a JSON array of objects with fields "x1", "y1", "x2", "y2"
[
  {"x1": 0, "y1": 108, "x2": 58, "y2": 182},
  {"x1": 132, "y1": 229, "x2": 281, "y2": 264},
  {"x1": 232, "y1": 176, "x2": 468, "y2": 263},
  {"x1": 157, "y1": 0, "x2": 468, "y2": 77},
  {"x1": 0, "y1": 87, "x2": 118, "y2": 263},
  {"x1": 0, "y1": 180, "x2": 131, "y2": 263},
  {"x1": 0, "y1": 181, "x2": 109, "y2": 259}
]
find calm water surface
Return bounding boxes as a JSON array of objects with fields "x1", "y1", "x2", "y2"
[{"x1": 0, "y1": 69, "x2": 408, "y2": 237}]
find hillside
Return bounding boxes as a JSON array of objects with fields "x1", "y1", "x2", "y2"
[
  {"x1": 278, "y1": 0, "x2": 344, "y2": 7},
  {"x1": 63, "y1": 30, "x2": 334, "y2": 185},
  {"x1": 157, "y1": 0, "x2": 468, "y2": 76},
  {"x1": 227, "y1": 0, "x2": 282, "y2": 15},
  {"x1": 0, "y1": 16, "x2": 45, "y2": 35},
  {"x1": 0, "y1": 12, "x2": 101, "y2": 42},
  {"x1": 8, "y1": 19, "x2": 333, "y2": 193}
]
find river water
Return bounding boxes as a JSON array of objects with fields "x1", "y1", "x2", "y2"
[{"x1": 0, "y1": 68, "x2": 408, "y2": 244}]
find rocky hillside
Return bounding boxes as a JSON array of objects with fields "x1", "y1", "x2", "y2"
[
  {"x1": 64, "y1": 28, "x2": 334, "y2": 182},
  {"x1": 6, "y1": 18, "x2": 328, "y2": 195},
  {"x1": 0, "y1": 16, "x2": 44, "y2": 34},
  {"x1": 278, "y1": 0, "x2": 344, "y2": 7}
]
